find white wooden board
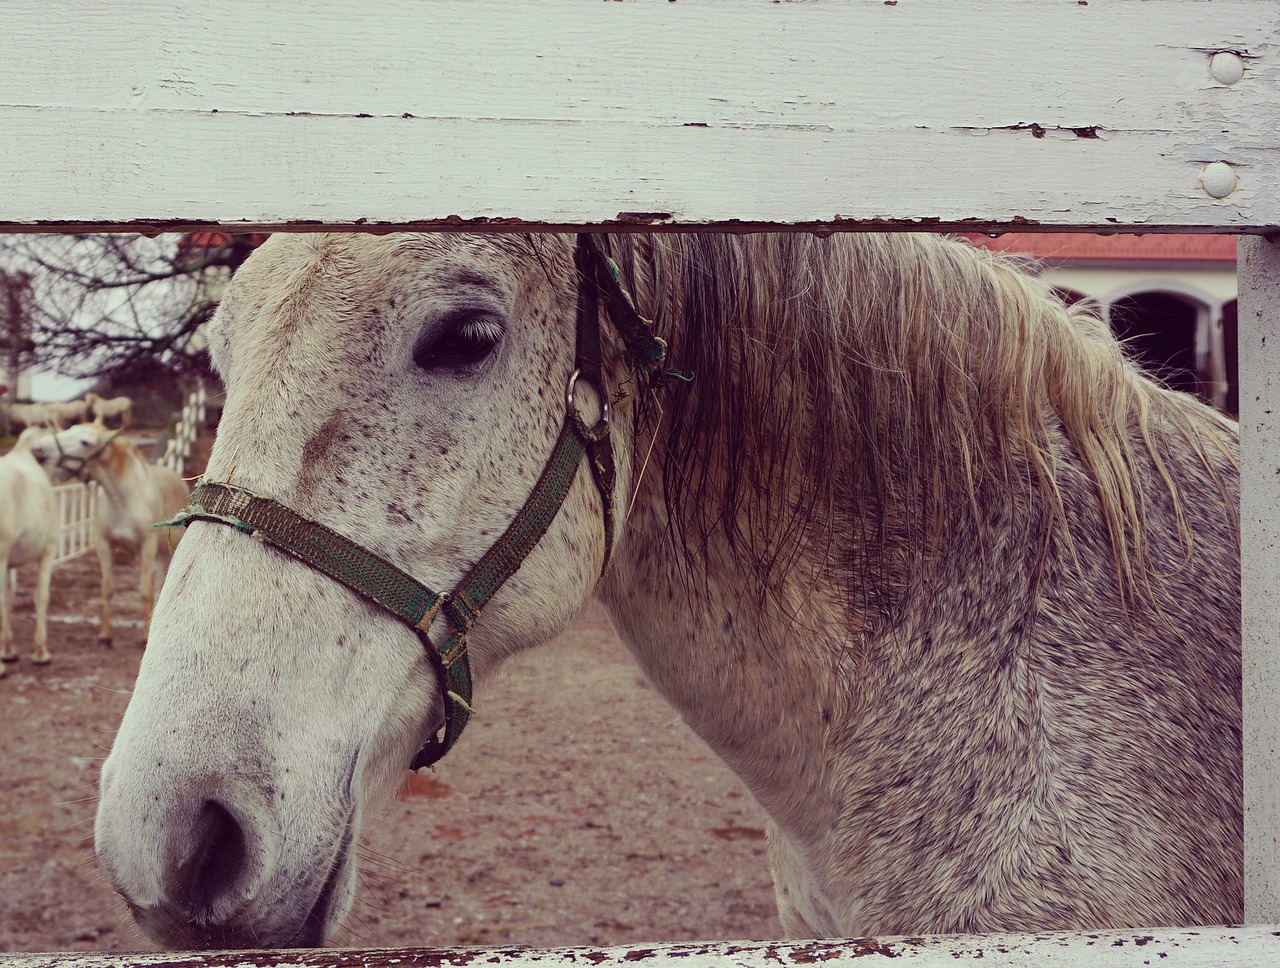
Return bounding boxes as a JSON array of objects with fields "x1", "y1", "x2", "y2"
[
  {"x1": 3, "y1": 0, "x2": 1280, "y2": 958},
  {"x1": 4, "y1": 927, "x2": 1280, "y2": 968},
  {"x1": 0, "y1": 0, "x2": 1277, "y2": 232}
]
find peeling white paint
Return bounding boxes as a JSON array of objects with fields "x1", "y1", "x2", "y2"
[
  {"x1": 1, "y1": 1, "x2": 1279, "y2": 962},
  {"x1": 3, "y1": 928, "x2": 1280, "y2": 968},
  {"x1": 0, "y1": 0, "x2": 1276, "y2": 230}
]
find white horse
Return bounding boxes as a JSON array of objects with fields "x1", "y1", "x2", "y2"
[
  {"x1": 0, "y1": 427, "x2": 58, "y2": 676},
  {"x1": 93, "y1": 234, "x2": 1239, "y2": 949},
  {"x1": 8, "y1": 398, "x2": 90, "y2": 431},
  {"x1": 85, "y1": 392, "x2": 133, "y2": 429},
  {"x1": 8, "y1": 401, "x2": 59, "y2": 431},
  {"x1": 49, "y1": 398, "x2": 90, "y2": 428},
  {"x1": 31, "y1": 422, "x2": 188, "y2": 645}
]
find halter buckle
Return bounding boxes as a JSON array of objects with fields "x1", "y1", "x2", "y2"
[{"x1": 566, "y1": 368, "x2": 610, "y2": 442}]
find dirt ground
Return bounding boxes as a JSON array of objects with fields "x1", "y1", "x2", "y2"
[{"x1": 0, "y1": 551, "x2": 782, "y2": 954}]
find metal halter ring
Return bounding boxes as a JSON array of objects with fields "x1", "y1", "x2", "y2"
[{"x1": 566, "y1": 368, "x2": 610, "y2": 441}]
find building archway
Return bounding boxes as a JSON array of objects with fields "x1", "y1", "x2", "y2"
[
  {"x1": 1106, "y1": 290, "x2": 1204, "y2": 398},
  {"x1": 1052, "y1": 287, "x2": 1087, "y2": 307},
  {"x1": 1222, "y1": 298, "x2": 1238, "y2": 417}
]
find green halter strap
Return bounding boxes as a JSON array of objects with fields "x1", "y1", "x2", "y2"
[
  {"x1": 50, "y1": 427, "x2": 121, "y2": 482},
  {"x1": 157, "y1": 234, "x2": 685, "y2": 770},
  {"x1": 163, "y1": 414, "x2": 590, "y2": 769}
]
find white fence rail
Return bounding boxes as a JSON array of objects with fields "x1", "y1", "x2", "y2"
[
  {"x1": 161, "y1": 384, "x2": 206, "y2": 477},
  {"x1": 3, "y1": 927, "x2": 1279, "y2": 968},
  {"x1": 0, "y1": 0, "x2": 1276, "y2": 965},
  {"x1": 0, "y1": 0, "x2": 1276, "y2": 233},
  {"x1": 51, "y1": 482, "x2": 97, "y2": 566}
]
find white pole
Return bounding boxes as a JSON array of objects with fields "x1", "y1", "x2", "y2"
[{"x1": 1240, "y1": 234, "x2": 1280, "y2": 923}]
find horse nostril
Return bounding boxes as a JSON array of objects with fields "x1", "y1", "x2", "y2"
[{"x1": 179, "y1": 800, "x2": 249, "y2": 917}]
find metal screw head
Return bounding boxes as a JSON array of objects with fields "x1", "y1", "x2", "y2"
[
  {"x1": 1209, "y1": 51, "x2": 1245, "y2": 86},
  {"x1": 1201, "y1": 161, "x2": 1239, "y2": 199}
]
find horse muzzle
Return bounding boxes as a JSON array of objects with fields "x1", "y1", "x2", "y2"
[
  {"x1": 95, "y1": 758, "x2": 358, "y2": 949},
  {"x1": 93, "y1": 523, "x2": 431, "y2": 949}
]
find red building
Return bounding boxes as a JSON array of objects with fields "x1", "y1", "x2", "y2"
[{"x1": 959, "y1": 234, "x2": 1238, "y2": 415}]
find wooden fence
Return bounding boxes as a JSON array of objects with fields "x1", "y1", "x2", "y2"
[
  {"x1": 51, "y1": 481, "x2": 97, "y2": 566},
  {"x1": 0, "y1": 0, "x2": 1276, "y2": 964},
  {"x1": 160, "y1": 384, "x2": 206, "y2": 478},
  {"x1": 4, "y1": 928, "x2": 1280, "y2": 968}
]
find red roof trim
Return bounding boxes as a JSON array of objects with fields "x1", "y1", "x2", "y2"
[
  {"x1": 957, "y1": 233, "x2": 1235, "y2": 263},
  {"x1": 177, "y1": 232, "x2": 271, "y2": 252}
]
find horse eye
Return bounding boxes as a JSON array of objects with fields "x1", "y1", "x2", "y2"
[{"x1": 414, "y1": 312, "x2": 504, "y2": 371}]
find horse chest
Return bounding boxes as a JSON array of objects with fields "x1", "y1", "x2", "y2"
[
  {"x1": 103, "y1": 515, "x2": 143, "y2": 549},
  {"x1": 94, "y1": 481, "x2": 156, "y2": 551},
  {"x1": 0, "y1": 465, "x2": 55, "y2": 561}
]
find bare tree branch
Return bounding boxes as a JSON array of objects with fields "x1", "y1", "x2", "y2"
[{"x1": 0, "y1": 232, "x2": 257, "y2": 387}]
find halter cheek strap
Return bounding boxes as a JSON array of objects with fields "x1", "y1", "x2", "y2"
[
  {"x1": 51, "y1": 428, "x2": 120, "y2": 482},
  {"x1": 160, "y1": 417, "x2": 592, "y2": 769},
  {"x1": 155, "y1": 234, "x2": 687, "y2": 770}
]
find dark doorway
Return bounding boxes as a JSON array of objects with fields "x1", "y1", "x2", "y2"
[
  {"x1": 1108, "y1": 292, "x2": 1201, "y2": 397},
  {"x1": 1221, "y1": 299, "x2": 1238, "y2": 417}
]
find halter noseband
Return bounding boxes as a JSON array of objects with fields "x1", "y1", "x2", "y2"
[
  {"x1": 157, "y1": 235, "x2": 688, "y2": 770},
  {"x1": 49, "y1": 426, "x2": 120, "y2": 481}
]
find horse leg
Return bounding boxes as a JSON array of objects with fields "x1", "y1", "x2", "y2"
[
  {"x1": 0, "y1": 559, "x2": 14, "y2": 671},
  {"x1": 30, "y1": 546, "x2": 54, "y2": 664},
  {"x1": 766, "y1": 821, "x2": 838, "y2": 938},
  {"x1": 97, "y1": 537, "x2": 114, "y2": 647}
]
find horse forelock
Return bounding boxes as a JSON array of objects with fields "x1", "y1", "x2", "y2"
[
  {"x1": 243, "y1": 236, "x2": 367, "y2": 345},
  {"x1": 600, "y1": 233, "x2": 1238, "y2": 624}
]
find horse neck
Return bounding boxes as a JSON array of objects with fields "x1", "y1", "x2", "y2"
[
  {"x1": 87, "y1": 443, "x2": 147, "y2": 513},
  {"x1": 1, "y1": 446, "x2": 41, "y2": 478},
  {"x1": 597, "y1": 490, "x2": 849, "y2": 842},
  {"x1": 6, "y1": 438, "x2": 37, "y2": 459}
]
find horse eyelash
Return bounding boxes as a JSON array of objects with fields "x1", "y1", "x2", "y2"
[
  {"x1": 453, "y1": 316, "x2": 503, "y2": 345},
  {"x1": 413, "y1": 311, "x2": 505, "y2": 369}
]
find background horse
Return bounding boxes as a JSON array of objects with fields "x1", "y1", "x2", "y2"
[
  {"x1": 0, "y1": 426, "x2": 59, "y2": 676},
  {"x1": 85, "y1": 392, "x2": 133, "y2": 430},
  {"x1": 92, "y1": 233, "x2": 1240, "y2": 948},
  {"x1": 32, "y1": 422, "x2": 188, "y2": 644},
  {"x1": 8, "y1": 398, "x2": 91, "y2": 432},
  {"x1": 8, "y1": 401, "x2": 61, "y2": 432}
]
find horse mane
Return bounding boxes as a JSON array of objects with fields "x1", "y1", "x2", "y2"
[
  {"x1": 594, "y1": 232, "x2": 1237, "y2": 626},
  {"x1": 102, "y1": 432, "x2": 141, "y2": 480}
]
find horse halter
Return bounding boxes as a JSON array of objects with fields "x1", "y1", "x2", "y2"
[
  {"x1": 157, "y1": 235, "x2": 688, "y2": 770},
  {"x1": 48, "y1": 426, "x2": 120, "y2": 481}
]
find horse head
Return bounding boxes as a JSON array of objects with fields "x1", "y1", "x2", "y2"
[
  {"x1": 30, "y1": 420, "x2": 122, "y2": 480},
  {"x1": 93, "y1": 234, "x2": 634, "y2": 947}
]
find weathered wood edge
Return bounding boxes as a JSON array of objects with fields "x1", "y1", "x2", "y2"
[
  {"x1": 0, "y1": 220, "x2": 1274, "y2": 236},
  {"x1": 4, "y1": 0, "x2": 1276, "y2": 233},
  {"x1": 4, "y1": 927, "x2": 1280, "y2": 968}
]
